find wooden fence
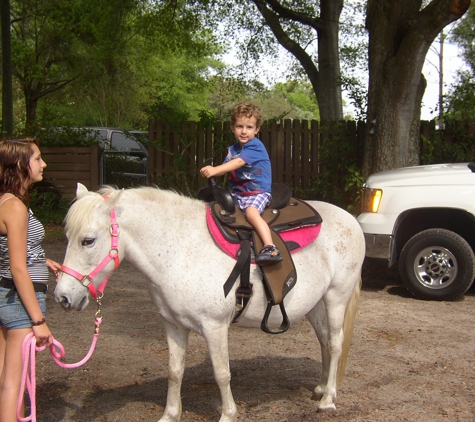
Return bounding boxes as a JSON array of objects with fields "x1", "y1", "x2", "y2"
[
  {"x1": 38, "y1": 119, "x2": 475, "y2": 200},
  {"x1": 148, "y1": 119, "x2": 366, "y2": 193},
  {"x1": 39, "y1": 146, "x2": 99, "y2": 199},
  {"x1": 420, "y1": 119, "x2": 475, "y2": 139}
]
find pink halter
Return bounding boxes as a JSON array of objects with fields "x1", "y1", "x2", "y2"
[{"x1": 60, "y1": 209, "x2": 120, "y2": 299}]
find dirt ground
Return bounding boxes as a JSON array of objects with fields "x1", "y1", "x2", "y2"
[{"x1": 33, "y1": 235, "x2": 475, "y2": 422}]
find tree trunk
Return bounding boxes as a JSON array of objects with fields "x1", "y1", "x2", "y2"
[
  {"x1": 316, "y1": 0, "x2": 343, "y2": 120},
  {"x1": 24, "y1": 89, "x2": 39, "y2": 134},
  {"x1": 363, "y1": 0, "x2": 471, "y2": 176},
  {"x1": 1, "y1": 0, "x2": 14, "y2": 136},
  {"x1": 252, "y1": 0, "x2": 343, "y2": 120}
]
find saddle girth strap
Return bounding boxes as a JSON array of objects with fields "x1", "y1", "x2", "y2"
[{"x1": 229, "y1": 231, "x2": 253, "y2": 323}]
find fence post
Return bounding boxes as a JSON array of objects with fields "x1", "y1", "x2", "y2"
[
  {"x1": 90, "y1": 145, "x2": 99, "y2": 191},
  {"x1": 300, "y1": 120, "x2": 310, "y2": 190}
]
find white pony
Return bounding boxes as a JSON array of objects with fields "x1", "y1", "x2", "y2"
[{"x1": 55, "y1": 183, "x2": 365, "y2": 422}]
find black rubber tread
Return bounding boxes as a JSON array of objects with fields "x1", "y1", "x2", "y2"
[{"x1": 399, "y1": 228, "x2": 475, "y2": 301}]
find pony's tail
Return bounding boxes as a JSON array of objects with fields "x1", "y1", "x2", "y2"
[{"x1": 337, "y1": 275, "x2": 361, "y2": 387}]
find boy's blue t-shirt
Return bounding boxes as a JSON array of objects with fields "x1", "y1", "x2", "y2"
[{"x1": 223, "y1": 138, "x2": 272, "y2": 196}]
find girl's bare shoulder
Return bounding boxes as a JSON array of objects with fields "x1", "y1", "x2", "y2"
[{"x1": 0, "y1": 195, "x2": 28, "y2": 218}]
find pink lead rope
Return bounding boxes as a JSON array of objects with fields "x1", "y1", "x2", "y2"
[{"x1": 18, "y1": 313, "x2": 102, "y2": 422}]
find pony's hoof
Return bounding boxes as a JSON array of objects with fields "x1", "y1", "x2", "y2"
[
  {"x1": 311, "y1": 391, "x2": 323, "y2": 401},
  {"x1": 317, "y1": 403, "x2": 337, "y2": 412}
]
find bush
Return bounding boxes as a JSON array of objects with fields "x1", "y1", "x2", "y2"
[
  {"x1": 36, "y1": 126, "x2": 103, "y2": 147},
  {"x1": 29, "y1": 187, "x2": 70, "y2": 225}
]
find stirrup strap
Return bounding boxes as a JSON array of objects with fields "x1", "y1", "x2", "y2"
[
  {"x1": 229, "y1": 231, "x2": 253, "y2": 323},
  {"x1": 223, "y1": 231, "x2": 251, "y2": 297}
]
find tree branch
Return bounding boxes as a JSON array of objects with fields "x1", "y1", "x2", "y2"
[
  {"x1": 251, "y1": 0, "x2": 320, "y2": 85},
  {"x1": 260, "y1": 0, "x2": 325, "y2": 31}
]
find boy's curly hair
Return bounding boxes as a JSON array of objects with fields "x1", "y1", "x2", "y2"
[{"x1": 230, "y1": 101, "x2": 263, "y2": 128}]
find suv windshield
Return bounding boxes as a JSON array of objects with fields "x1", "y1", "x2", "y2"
[{"x1": 110, "y1": 131, "x2": 146, "y2": 153}]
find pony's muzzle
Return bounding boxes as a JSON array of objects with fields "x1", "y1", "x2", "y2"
[{"x1": 54, "y1": 287, "x2": 89, "y2": 311}]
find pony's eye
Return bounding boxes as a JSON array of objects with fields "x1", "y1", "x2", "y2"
[{"x1": 81, "y1": 238, "x2": 95, "y2": 246}]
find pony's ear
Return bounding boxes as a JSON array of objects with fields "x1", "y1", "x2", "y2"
[
  {"x1": 103, "y1": 188, "x2": 124, "y2": 211},
  {"x1": 76, "y1": 183, "x2": 89, "y2": 199}
]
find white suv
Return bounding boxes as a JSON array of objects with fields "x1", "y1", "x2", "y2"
[{"x1": 357, "y1": 162, "x2": 475, "y2": 300}]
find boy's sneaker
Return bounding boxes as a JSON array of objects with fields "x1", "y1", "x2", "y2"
[{"x1": 256, "y1": 245, "x2": 283, "y2": 266}]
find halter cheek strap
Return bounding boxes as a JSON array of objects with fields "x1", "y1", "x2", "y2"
[{"x1": 60, "y1": 209, "x2": 120, "y2": 300}]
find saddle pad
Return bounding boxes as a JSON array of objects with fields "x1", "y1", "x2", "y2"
[{"x1": 206, "y1": 207, "x2": 322, "y2": 261}]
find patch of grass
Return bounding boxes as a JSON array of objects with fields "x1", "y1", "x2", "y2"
[{"x1": 44, "y1": 224, "x2": 66, "y2": 241}]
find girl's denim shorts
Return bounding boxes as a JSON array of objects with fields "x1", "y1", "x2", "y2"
[{"x1": 0, "y1": 287, "x2": 47, "y2": 330}]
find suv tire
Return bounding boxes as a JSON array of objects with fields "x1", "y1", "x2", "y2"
[{"x1": 399, "y1": 228, "x2": 475, "y2": 301}]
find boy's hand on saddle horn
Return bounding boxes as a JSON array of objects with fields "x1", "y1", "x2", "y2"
[{"x1": 200, "y1": 166, "x2": 215, "y2": 178}]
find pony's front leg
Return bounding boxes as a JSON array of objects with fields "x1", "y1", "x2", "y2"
[
  {"x1": 159, "y1": 322, "x2": 190, "y2": 422},
  {"x1": 203, "y1": 324, "x2": 237, "y2": 422}
]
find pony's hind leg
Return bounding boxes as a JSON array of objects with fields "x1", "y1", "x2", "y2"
[
  {"x1": 202, "y1": 324, "x2": 237, "y2": 422},
  {"x1": 306, "y1": 298, "x2": 346, "y2": 412},
  {"x1": 306, "y1": 277, "x2": 360, "y2": 412},
  {"x1": 159, "y1": 322, "x2": 190, "y2": 422},
  {"x1": 306, "y1": 300, "x2": 331, "y2": 400}
]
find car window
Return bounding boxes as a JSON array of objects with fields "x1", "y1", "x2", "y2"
[
  {"x1": 80, "y1": 128, "x2": 109, "y2": 148},
  {"x1": 110, "y1": 131, "x2": 143, "y2": 152},
  {"x1": 97, "y1": 130, "x2": 108, "y2": 140},
  {"x1": 96, "y1": 130, "x2": 109, "y2": 148},
  {"x1": 130, "y1": 131, "x2": 148, "y2": 143}
]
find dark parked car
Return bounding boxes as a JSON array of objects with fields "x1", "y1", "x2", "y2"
[
  {"x1": 83, "y1": 127, "x2": 148, "y2": 155},
  {"x1": 81, "y1": 127, "x2": 149, "y2": 187}
]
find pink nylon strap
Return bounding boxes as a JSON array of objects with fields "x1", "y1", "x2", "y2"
[
  {"x1": 19, "y1": 316, "x2": 102, "y2": 421},
  {"x1": 60, "y1": 209, "x2": 120, "y2": 299}
]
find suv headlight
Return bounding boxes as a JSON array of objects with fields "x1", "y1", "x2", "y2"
[{"x1": 361, "y1": 187, "x2": 382, "y2": 213}]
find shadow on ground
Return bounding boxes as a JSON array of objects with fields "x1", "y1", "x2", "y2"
[{"x1": 37, "y1": 355, "x2": 321, "y2": 421}]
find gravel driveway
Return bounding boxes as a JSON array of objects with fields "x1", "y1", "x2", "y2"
[{"x1": 33, "y1": 238, "x2": 475, "y2": 422}]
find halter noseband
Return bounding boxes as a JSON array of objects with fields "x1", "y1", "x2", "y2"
[{"x1": 60, "y1": 209, "x2": 120, "y2": 299}]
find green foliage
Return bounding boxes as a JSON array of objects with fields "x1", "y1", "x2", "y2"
[
  {"x1": 205, "y1": 0, "x2": 370, "y2": 121},
  {"x1": 301, "y1": 122, "x2": 364, "y2": 213},
  {"x1": 420, "y1": 119, "x2": 475, "y2": 165},
  {"x1": 145, "y1": 51, "x2": 222, "y2": 125},
  {"x1": 207, "y1": 77, "x2": 320, "y2": 123},
  {"x1": 34, "y1": 127, "x2": 102, "y2": 147},
  {"x1": 339, "y1": 2, "x2": 368, "y2": 121},
  {"x1": 340, "y1": 75, "x2": 368, "y2": 121},
  {"x1": 446, "y1": 4, "x2": 475, "y2": 119},
  {"x1": 10, "y1": 0, "x2": 141, "y2": 129},
  {"x1": 446, "y1": 71, "x2": 475, "y2": 120},
  {"x1": 207, "y1": 75, "x2": 269, "y2": 120},
  {"x1": 269, "y1": 81, "x2": 320, "y2": 120},
  {"x1": 9, "y1": 0, "x2": 225, "y2": 131},
  {"x1": 29, "y1": 188, "x2": 69, "y2": 225},
  {"x1": 344, "y1": 165, "x2": 366, "y2": 214}
]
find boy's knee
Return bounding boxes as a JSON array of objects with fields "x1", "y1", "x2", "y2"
[{"x1": 245, "y1": 206, "x2": 260, "y2": 219}]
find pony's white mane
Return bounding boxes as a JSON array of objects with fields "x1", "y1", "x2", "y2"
[{"x1": 64, "y1": 186, "x2": 198, "y2": 239}]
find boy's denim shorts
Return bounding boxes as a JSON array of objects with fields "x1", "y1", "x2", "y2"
[{"x1": 0, "y1": 287, "x2": 47, "y2": 330}]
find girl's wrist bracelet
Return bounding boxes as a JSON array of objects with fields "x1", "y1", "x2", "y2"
[{"x1": 31, "y1": 317, "x2": 46, "y2": 326}]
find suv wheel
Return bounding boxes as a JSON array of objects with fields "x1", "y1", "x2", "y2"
[{"x1": 399, "y1": 229, "x2": 475, "y2": 301}]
